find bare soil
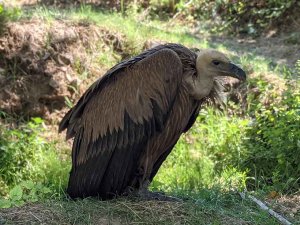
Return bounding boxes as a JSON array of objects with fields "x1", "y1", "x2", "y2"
[
  {"x1": 0, "y1": 20, "x2": 125, "y2": 122},
  {"x1": 208, "y1": 33, "x2": 300, "y2": 68},
  {"x1": 266, "y1": 194, "x2": 300, "y2": 223}
]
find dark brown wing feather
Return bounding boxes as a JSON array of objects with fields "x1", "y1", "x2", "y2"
[{"x1": 59, "y1": 48, "x2": 183, "y2": 198}]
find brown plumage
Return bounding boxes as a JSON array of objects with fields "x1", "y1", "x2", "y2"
[{"x1": 59, "y1": 43, "x2": 246, "y2": 199}]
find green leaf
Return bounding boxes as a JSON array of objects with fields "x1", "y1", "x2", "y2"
[
  {"x1": 14, "y1": 200, "x2": 25, "y2": 207},
  {"x1": 41, "y1": 187, "x2": 51, "y2": 194},
  {"x1": 0, "y1": 199, "x2": 11, "y2": 208},
  {"x1": 31, "y1": 117, "x2": 43, "y2": 124},
  {"x1": 21, "y1": 180, "x2": 35, "y2": 190},
  {"x1": 9, "y1": 185, "x2": 23, "y2": 201}
]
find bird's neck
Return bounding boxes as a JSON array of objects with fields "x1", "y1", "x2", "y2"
[
  {"x1": 195, "y1": 59, "x2": 214, "y2": 99},
  {"x1": 184, "y1": 72, "x2": 214, "y2": 100},
  {"x1": 200, "y1": 71, "x2": 214, "y2": 90},
  {"x1": 194, "y1": 70, "x2": 214, "y2": 99}
]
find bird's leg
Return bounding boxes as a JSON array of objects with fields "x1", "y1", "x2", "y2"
[
  {"x1": 126, "y1": 167, "x2": 182, "y2": 201},
  {"x1": 135, "y1": 180, "x2": 182, "y2": 202}
]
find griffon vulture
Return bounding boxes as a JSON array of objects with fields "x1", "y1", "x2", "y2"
[{"x1": 59, "y1": 43, "x2": 246, "y2": 200}]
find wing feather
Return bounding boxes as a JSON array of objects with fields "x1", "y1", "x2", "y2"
[{"x1": 61, "y1": 48, "x2": 183, "y2": 198}]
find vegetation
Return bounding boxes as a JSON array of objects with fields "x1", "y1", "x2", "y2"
[
  {"x1": 148, "y1": 0, "x2": 299, "y2": 35},
  {"x1": 0, "y1": 2, "x2": 21, "y2": 31},
  {"x1": 0, "y1": 196, "x2": 281, "y2": 225},
  {"x1": 0, "y1": 1, "x2": 299, "y2": 224},
  {"x1": 0, "y1": 117, "x2": 69, "y2": 205},
  {"x1": 242, "y1": 81, "x2": 300, "y2": 193}
]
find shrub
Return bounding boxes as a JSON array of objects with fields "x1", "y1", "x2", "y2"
[
  {"x1": 211, "y1": 0, "x2": 298, "y2": 35},
  {"x1": 146, "y1": 0, "x2": 298, "y2": 35},
  {"x1": 0, "y1": 118, "x2": 70, "y2": 196},
  {"x1": 296, "y1": 59, "x2": 300, "y2": 76},
  {"x1": 242, "y1": 81, "x2": 300, "y2": 192},
  {"x1": 153, "y1": 75, "x2": 299, "y2": 194},
  {"x1": 0, "y1": 181, "x2": 52, "y2": 208}
]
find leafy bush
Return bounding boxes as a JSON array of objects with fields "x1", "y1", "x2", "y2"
[
  {"x1": 0, "y1": 118, "x2": 70, "y2": 197},
  {"x1": 145, "y1": 0, "x2": 298, "y2": 35},
  {"x1": 210, "y1": 0, "x2": 297, "y2": 35},
  {"x1": 0, "y1": 181, "x2": 52, "y2": 208},
  {"x1": 242, "y1": 81, "x2": 300, "y2": 192}
]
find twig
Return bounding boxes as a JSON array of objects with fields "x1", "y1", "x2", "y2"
[
  {"x1": 29, "y1": 212, "x2": 42, "y2": 223},
  {"x1": 119, "y1": 202, "x2": 141, "y2": 220},
  {"x1": 239, "y1": 192, "x2": 292, "y2": 225}
]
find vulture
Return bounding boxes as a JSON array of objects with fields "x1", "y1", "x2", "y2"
[{"x1": 59, "y1": 43, "x2": 246, "y2": 200}]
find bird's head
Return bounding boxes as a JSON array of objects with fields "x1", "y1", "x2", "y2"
[
  {"x1": 185, "y1": 49, "x2": 246, "y2": 100},
  {"x1": 196, "y1": 49, "x2": 246, "y2": 81}
]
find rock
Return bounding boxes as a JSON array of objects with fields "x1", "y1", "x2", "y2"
[
  {"x1": 57, "y1": 53, "x2": 73, "y2": 65},
  {"x1": 49, "y1": 78, "x2": 60, "y2": 89}
]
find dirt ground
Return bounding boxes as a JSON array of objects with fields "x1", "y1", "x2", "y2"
[
  {"x1": 0, "y1": 20, "x2": 126, "y2": 122},
  {"x1": 209, "y1": 33, "x2": 300, "y2": 68},
  {"x1": 265, "y1": 194, "x2": 300, "y2": 223}
]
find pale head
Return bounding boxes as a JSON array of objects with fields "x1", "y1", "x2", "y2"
[
  {"x1": 196, "y1": 49, "x2": 245, "y2": 80},
  {"x1": 184, "y1": 49, "x2": 246, "y2": 100}
]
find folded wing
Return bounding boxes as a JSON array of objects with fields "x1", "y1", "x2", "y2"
[{"x1": 59, "y1": 48, "x2": 184, "y2": 198}]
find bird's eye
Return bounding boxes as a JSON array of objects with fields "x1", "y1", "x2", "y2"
[{"x1": 212, "y1": 60, "x2": 220, "y2": 66}]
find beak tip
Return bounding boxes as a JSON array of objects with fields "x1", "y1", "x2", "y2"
[
  {"x1": 231, "y1": 63, "x2": 246, "y2": 81},
  {"x1": 240, "y1": 71, "x2": 247, "y2": 81}
]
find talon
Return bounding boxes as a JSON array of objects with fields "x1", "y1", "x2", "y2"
[{"x1": 133, "y1": 189, "x2": 182, "y2": 202}]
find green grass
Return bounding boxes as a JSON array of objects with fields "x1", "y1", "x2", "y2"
[{"x1": 9, "y1": 4, "x2": 295, "y2": 81}]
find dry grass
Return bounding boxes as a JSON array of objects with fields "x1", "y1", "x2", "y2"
[
  {"x1": 265, "y1": 194, "x2": 300, "y2": 224},
  {"x1": 0, "y1": 199, "x2": 219, "y2": 225},
  {"x1": 0, "y1": 193, "x2": 285, "y2": 225}
]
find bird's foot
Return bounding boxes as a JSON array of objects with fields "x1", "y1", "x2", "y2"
[
  {"x1": 135, "y1": 189, "x2": 182, "y2": 202},
  {"x1": 125, "y1": 180, "x2": 182, "y2": 201}
]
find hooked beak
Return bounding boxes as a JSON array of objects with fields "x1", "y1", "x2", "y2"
[{"x1": 227, "y1": 63, "x2": 246, "y2": 81}]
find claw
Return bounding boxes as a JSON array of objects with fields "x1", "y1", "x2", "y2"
[{"x1": 135, "y1": 189, "x2": 183, "y2": 202}]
